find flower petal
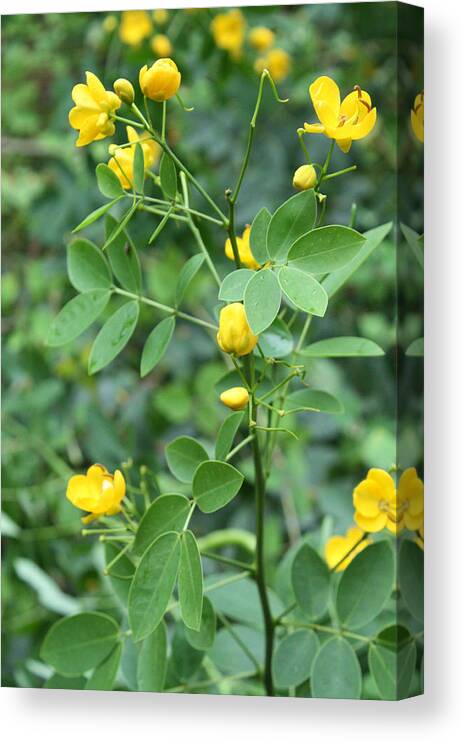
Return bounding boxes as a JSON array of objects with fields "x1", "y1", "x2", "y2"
[{"x1": 354, "y1": 510, "x2": 387, "y2": 532}]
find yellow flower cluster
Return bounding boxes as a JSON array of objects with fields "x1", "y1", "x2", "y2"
[
  {"x1": 118, "y1": 9, "x2": 173, "y2": 63},
  {"x1": 108, "y1": 126, "x2": 160, "y2": 190},
  {"x1": 353, "y1": 467, "x2": 424, "y2": 535},
  {"x1": 304, "y1": 75, "x2": 377, "y2": 153},
  {"x1": 67, "y1": 464, "x2": 126, "y2": 523},
  {"x1": 211, "y1": 9, "x2": 246, "y2": 59},
  {"x1": 224, "y1": 226, "x2": 260, "y2": 270},
  {"x1": 217, "y1": 303, "x2": 258, "y2": 357}
]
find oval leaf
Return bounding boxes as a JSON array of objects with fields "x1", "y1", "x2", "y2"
[
  {"x1": 179, "y1": 530, "x2": 204, "y2": 631},
  {"x1": 67, "y1": 239, "x2": 112, "y2": 292},
  {"x1": 399, "y1": 540, "x2": 424, "y2": 622},
  {"x1": 336, "y1": 540, "x2": 395, "y2": 629},
  {"x1": 278, "y1": 266, "x2": 328, "y2": 316},
  {"x1": 47, "y1": 290, "x2": 110, "y2": 347},
  {"x1": 368, "y1": 628, "x2": 416, "y2": 700},
  {"x1": 244, "y1": 269, "x2": 281, "y2": 334},
  {"x1": 185, "y1": 596, "x2": 216, "y2": 650},
  {"x1": 159, "y1": 152, "x2": 177, "y2": 200},
  {"x1": 288, "y1": 225, "x2": 366, "y2": 274},
  {"x1": 165, "y1": 436, "x2": 209, "y2": 483},
  {"x1": 215, "y1": 411, "x2": 244, "y2": 460},
  {"x1": 133, "y1": 142, "x2": 145, "y2": 194},
  {"x1": 96, "y1": 163, "x2": 124, "y2": 199},
  {"x1": 312, "y1": 636, "x2": 362, "y2": 699},
  {"x1": 272, "y1": 629, "x2": 319, "y2": 688},
  {"x1": 40, "y1": 612, "x2": 119, "y2": 676},
  {"x1": 301, "y1": 336, "x2": 384, "y2": 357},
  {"x1": 218, "y1": 269, "x2": 254, "y2": 302},
  {"x1": 128, "y1": 531, "x2": 181, "y2": 642},
  {"x1": 88, "y1": 300, "x2": 139, "y2": 374},
  {"x1": 137, "y1": 621, "x2": 167, "y2": 692},
  {"x1": 291, "y1": 544, "x2": 330, "y2": 620},
  {"x1": 140, "y1": 316, "x2": 175, "y2": 377},
  {"x1": 134, "y1": 493, "x2": 191, "y2": 556},
  {"x1": 176, "y1": 254, "x2": 205, "y2": 307},
  {"x1": 85, "y1": 642, "x2": 122, "y2": 690},
  {"x1": 284, "y1": 388, "x2": 343, "y2": 415},
  {"x1": 249, "y1": 206, "x2": 271, "y2": 263},
  {"x1": 260, "y1": 317, "x2": 293, "y2": 358},
  {"x1": 73, "y1": 197, "x2": 123, "y2": 233},
  {"x1": 106, "y1": 214, "x2": 141, "y2": 293},
  {"x1": 267, "y1": 190, "x2": 317, "y2": 261},
  {"x1": 193, "y1": 460, "x2": 244, "y2": 513}
]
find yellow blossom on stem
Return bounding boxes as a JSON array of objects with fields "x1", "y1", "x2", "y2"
[
  {"x1": 211, "y1": 9, "x2": 246, "y2": 59},
  {"x1": 353, "y1": 467, "x2": 424, "y2": 535},
  {"x1": 324, "y1": 527, "x2": 371, "y2": 571},
  {"x1": 69, "y1": 72, "x2": 121, "y2": 147},
  {"x1": 108, "y1": 125, "x2": 160, "y2": 190},
  {"x1": 151, "y1": 34, "x2": 173, "y2": 58},
  {"x1": 225, "y1": 226, "x2": 260, "y2": 270},
  {"x1": 220, "y1": 386, "x2": 250, "y2": 411},
  {"x1": 304, "y1": 76, "x2": 377, "y2": 153},
  {"x1": 249, "y1": 26, "x2": 275, "y2": 52},
  {"x1": 119, "y1": 10, "x2": 152, "y2": 46},
  {"x1": 217, "y1": 303, "x2": 258, "y2": 357},
  {"x1": 411, "y1": 91, "x2": 424, "y2": 143},
  {"x1": 293, "y1": 164, "x2": 317, "y2": 191},
  {"x1": 139, "y1": 58, "x2": 181, "y2": 101},
  {"x1": 66, "y1": 464, "x2": 126, "y2": 523}
]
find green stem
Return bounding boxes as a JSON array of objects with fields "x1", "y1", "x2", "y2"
[
  {"x1": 112, "y1": 286, "x2": 217, "y2": 331},
  {"x1": 113, "y1": 114, "x2": 145, "y2": 129},
  {"x1": 281, "y1": 620, "x2": 370, "y2": 644},
  {"x1": 226, "y1": 196, "x2": 242, "y2": 268},
  {"x1": 201, "y1": 551, "x2": 255, "y2": 572},
  {"x1": 323, "y1": 165, "x2": 357, "y2": 181},
  {"x1": 316, "y1": 140, "x2": 335, "y2": 191},
  {"x1": 180, "y1": 172, "x2": 222, "y2": 287},
  {"x1": 226, "y1": 434, "x2": 254, "y2": 461},
  {"x1": 141, "y1": 192, "x2": 224, "y2": 226},
  {"x1": 161, "y1": 100, "x2": 167, "y2": 142}
]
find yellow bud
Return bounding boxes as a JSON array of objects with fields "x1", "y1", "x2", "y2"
[
  {"x1": 139, "y1": 58, "x2": 181, "y2": 102},
  {"x1": 220, "y1": 386, "x2": 250, "y2": 411},
  {"x1": 249, "y1": 26, "x2": 275, "y2": 52},
  {"x1": 113, "y1": 78, "x2": 135, "y2": 105},
  {"x1": 217, "y1": 303, "x2": 258, "y2": 357},
  {"x1": 151, "y1": 34, "x2": 173, "y2": 58},
  {"x1": 293, "y1": 164, "x2": 317, "y2": 191}
]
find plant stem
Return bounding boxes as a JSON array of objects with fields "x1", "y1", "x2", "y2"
[
  {"x1": 226, "y1": 434, "x2": 254, "y2": 461},
  {"x1": 226, "y1": 196, "x2": 242, "y2": 268},
  {"x1": 323, "y1": 164, "x2": 357, "y2": 181},
  {"x1": 201, "y1": 551, "x2": 255, "y2": 572},
  {"x1": 112, "y1": 286, "x2": 218, "y2": 331},
  {"x1": 180, "y1": 172, "x2": 222, "y2": 287}
]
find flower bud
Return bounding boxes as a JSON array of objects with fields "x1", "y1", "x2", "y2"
[
  {"x1": 293, "y1": 164, "x2": 317, "y2": 191},
  {"x1": 220, "y1": 386, "x2": 250, "y2": 411},
  {"x1": 113, "y1": 78, "x2": 135, "y2": 105},
  {"x1": 249, "y1": 26, "x2": 275, "y2": 52},
  {"x1": 139, "y1": 58, "x2": 181, "y2": 102},
  {"x1": 151, "y1": 34, "x2": 173, "y2": 58},
  {"x1": 217, "y1": 303, "x2": 258, "y2": 357}
]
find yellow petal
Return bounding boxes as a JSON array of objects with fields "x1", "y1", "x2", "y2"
[
  {"x1": 336, "y1": 138, "x2": 352, "y2": 153},
  {"x1": 67, "y1": 474, "x2": 98, "y2": 512},
  {"x1": 71, "y1": 83, "x2": 99, "y2": 109},
  {"x1": 354, "y1": 510, "x2": 387, "y2": 532},
  {"x1": 314, "y1": 99, "x2": 340, "y2": 129},
  {"x1": 349, "y1": 107, "x2": 377, "y2": 141},
  {"x1": 86, "y1": 71, "x2": 107, "y2": 103},
  {"x1": 303, "y1": 122, "x2": 326, "y2": 135},
  {"x1": 385, "y1": 516, "x2": 404, "y2": 535},
  {"x1": 353, "y1": 479, "x2": 383, "y2": 517},
  {"x1": 404, "y1": 511, "x2": 423, "y2": 532},
  {"x1": 310, "y1": 76, "x2": 341, "y2": 124}
]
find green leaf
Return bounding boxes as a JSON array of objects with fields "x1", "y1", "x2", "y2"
[
  {"x1": 291, "y1": 544, "x2": 330, "y2": 620},
  {"x1": 399, "y1": 540, "x2": 424, "y2": 622},
  {"x1": 322, "y1": 222, "x2": 392, "y2": 298},
  {"x1": 312, "y1": 637, "x2": 362, "y2": 699},
  {"x1": 175, "y1": 254, "x2": 205, "y2": 307},
  {"x1": 170, "y1": 623, "x2": 205, "y2": 682},
  {"x1": 165, "y1": 436, "x2": 209, "y2": 483},
  {"x1": 96, "y1": 163, "x2": 124, "y2": 199},
  {"x1": 249, "y1": 206, "x2": 271, "y2": 263},
  {"x1": 206, "y1": 573, "x2": 283, "y2": 628},
  {"x1": 300, "y1": 336, "x2": 385, "y2": 358},
  {"x1": 288, "y1": 226, "x2": 366, "y2": 274},
  {"x1": 336, "y1": 540, "x2": 395, "y2": 629},
  {"x1": 244, "y1": 269, "x2": 281, "y2": 334},
  {"x1": 208, "y1": 625, "x2": 263, "y2": 675},
  {"x1": 259, "y1": 317, "x2": 293, "y2": 358},
  {"x1": 137, "y1": 621, "x2": 167, "y2": 692},
  {"x1": 400, "y1": 223, "x2": 424, "y2": 269},
  {"x1": 185, "y1": 596, "x2": 216, "y2": 650},
  {"x1": 40, "y1": 612, "x2": 120, "y2": 676},
  {"x1": 159, "y1": 152, "x2": 177, "y2": 200},
  {"x1": 406, "y1": 337, "x2": 424, "y2": 357},
  {"x1": 67, "y1": 238, "x2": 112, "y2": 292},
  {"x1": 44, "y1": 674, "x2": 86, "y2": 689},
  {"x1": 85, "y1": 642, "x2": 122, "y2": 690},
  {"x1": 105, "y1": 214, "x2": 141, "y2": 292},
  {"x1": 272, "y1": 629, "x2": 319, "y2": 688},
  {"x1": 179, "y1": 530, "x2": 203, "y2": 631},
  {"x1": 140, "y1": 316, "x2": 175, "y2": 377},
  {"x1": 104, "y1": 542, "x2": 134, "y2": 606},
  {"x1": 278, "y1": 266, "x2": 328, "y2": 316},
  {"x1": 134, "y1": 494, "x2": 191, "y2": 556},
  {"x1": 215, "y1": 411, "x2": 244, "y2": 460},
  {"x1": 72, "y1": 196, "x2": 123, "y2": 233},
  {"x1": 133, "y1": 142, "x2": 145, "y2": 194},
  {"x1": 267, "y1": 190, "x2": 317, "y2": 261},
  {"x1": 284, "y1": 388, "x2": 343, "y2": 415},
  {"x1": 218, "y1": 269, "x2": 254, "y2": 302},
  {"x1": 88, "y1": 300, "x2": 139, "y2": 374},
  {"x1": 128, "y1": 531, "x2": 181, "y2": 642},
  {"x1": 193, "y1": 460, "x2": 244, "y2": 513},
  {"x1": 14, "y1": 558, "x2": 79, "y2": 616},
  {"x1": 102, "y1": 202, "x2": 138, "y2": 252},
  {"x1": 368, "y1": 626, "x2": 417, "y2": 700},
  {"x1": 47, "y1": 290, "x2": 110, "y2": 347}
]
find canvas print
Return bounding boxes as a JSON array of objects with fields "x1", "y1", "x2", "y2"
[{"x1": 1, "y1": 3, "x2": 424, "y2": 700}]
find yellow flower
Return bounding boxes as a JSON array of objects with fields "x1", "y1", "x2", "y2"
[
  {"x1": 102, "y1": 15, "x2": 117, "y2": 33},
  {"x1": 353, "y1": 467, "x2": 424, "y2": 535},
  {"x1": 152, "y1": 9, "x2": 169, "y2": 25},
  {"x1": 249, "y1": 26, "x2": 275, "y2": 51},
  {"x1": 225, "y1": 226, "x2": 260, "y2": 270},
  {"x1": 304, "y1": 76, "x2": 377, "y2": 153},
  {"x1": 411, "y1": 91, "x2": 424, "y2": 143},
  {"x1": 113, "y1": 78, "x2": 135, "y2": 105},
  {"x1": 324, "y1": 527, "x2": 371, "y2": 572},
  {"x1": 220, "y1": 386, "x2": 250, "y2": 411},
  {"x1": 260, "y1": 48, "x2": 291, "y2": 83},
  {"x1": 139, "y1": 58, "x2": 181, "y2": 101},
  {"x1": 69, "y1": 72, "x2": 121, "y2": 148},
  {"x1": 108, "y1": 125, "x2": 160, "y2": 190},
  {"x1": 119, "y1": 10, "x2": 152, "y2": 46},
  {"x1": 151, "y1": 34, "x2": 173, "y2": 58},
  {"x1": 217, "y1": 303, "x2": 258, "y2": 357},
  {"x1": 211, "y1": 9, "x2": 246, "y2": 59},
  {"x1": 66, "y1": 464, "x2": 126, "y2": 523},
  {"x1": 293, "y1": 164, "x2": 317, "y2": 191}
]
